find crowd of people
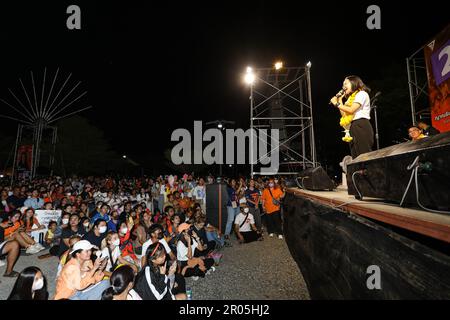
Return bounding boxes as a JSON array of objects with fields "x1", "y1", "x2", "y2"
[{"x1": 0, "y1": 174, "x2": 286, "y2": 300}]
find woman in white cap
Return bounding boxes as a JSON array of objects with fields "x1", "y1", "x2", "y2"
[{"x1": 54, "y1": 240, "x2": 110, "y2": 300}]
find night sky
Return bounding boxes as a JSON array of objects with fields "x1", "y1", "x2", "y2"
[{"x1": 0, "y1": 1, "x2": 448, "y2": 175}]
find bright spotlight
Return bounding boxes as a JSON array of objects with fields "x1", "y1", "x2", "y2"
[
  {"x1": 306, "y1": 61, "x2": 312, "y2": 68},
  {"x1": 122, "y1": 155, "x2": 127, "y2": 159},
  {"x1": 244, "y1": 72, "x2": 255, "y2": 85},
  {"x1": 274, "y1": 61, "x2": 283, "y2": 70},
  {"x1": 0, "y1": 174, "x2": 4, "y2": 178},
  {"x1": 217, "y1": 123, "x2": 223, "y2": 129},
  {"x1": 246, "y1": 66, "x2": 253, "y2": 73}
]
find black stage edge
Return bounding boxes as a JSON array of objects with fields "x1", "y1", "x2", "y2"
[{"x1": 283, "y1": 192, "x2": 450, "y2": 299}]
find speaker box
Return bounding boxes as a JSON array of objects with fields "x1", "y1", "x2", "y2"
[
  {"x1": 205, "y1": 183, "x2": 229, "y2": 234},
  {"x1": 347, "y1": 131, "x2": 450, "y2": 210},
  {"x1": 297, "y1": 166, "x2": 335, "y2": 191}
]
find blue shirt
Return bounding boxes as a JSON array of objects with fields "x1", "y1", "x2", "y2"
[
  {"x1": 24, "y1": 197, "x2": 44, "y2": 210},
  {"x1": 90, "y1": 212, "x2": 110, "y2": 224},
  {"x1": 107, "y1": 219, "x2": 118, "y2": 232}
]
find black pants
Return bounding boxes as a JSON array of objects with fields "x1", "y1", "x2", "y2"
[
  {"x1": 266, "y1": 211, "x2": 282, "y2": 235},
  {"x1": 180, "y1": 258, "x2": 215, "y2": 278},
  {"x1": 241, "y1": 231, "x2": 261, "y2": 243},
  {"x1": 171, "y1": 273, "x2": 186, "y2": 295},
  {"x1": 349, "y1": 118, "x2": 374, "y2": 158},
  {"x1": 249, "y1": 207, "x2": 262, "y2": 231},
  {"x1": 193, "y1": 241, "x2": 216, "y2": 258}
]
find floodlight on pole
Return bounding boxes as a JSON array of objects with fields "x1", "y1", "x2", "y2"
[
  {"x1": 217, "y1": 123, "x2": 223, "y2": 129},
  {"x1": 122, "y1": 155, "x2": 127, "y2": 159},
  {"x1": 306, "y1": 61, "x2": 312, "y2": 68},
  {"x1": 274, "y1": 61, "x2": 283, "y2": 70}
]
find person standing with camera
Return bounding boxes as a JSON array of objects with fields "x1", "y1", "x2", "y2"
[
  {"x1": 261, "y1": 178, "x2": 285, "y2": 239},
  {"x1": 330, "y1": 75, "x2": 374, "y2": 158}
]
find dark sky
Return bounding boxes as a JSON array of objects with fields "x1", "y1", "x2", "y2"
[{"x1": 0, "y1": 1, "x2": 448, "y2": 174}]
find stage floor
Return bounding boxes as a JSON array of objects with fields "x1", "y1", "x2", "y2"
[{"x1": 286, "y1": 187, "x2": 450, "y2": 244}]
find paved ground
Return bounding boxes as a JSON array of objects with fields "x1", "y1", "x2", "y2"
[{"x1": 0, "y1": 236, "x2": 310, "y2": 300}]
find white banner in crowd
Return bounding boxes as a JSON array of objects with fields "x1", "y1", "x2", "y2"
[{"x1": 30, "y1": 210, "x2": 61, "y2": 243}]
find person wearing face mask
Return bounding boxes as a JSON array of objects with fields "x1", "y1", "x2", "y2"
[
  {"x1": 82, "y1": 219, "x2": 108, "y2": 249},
  {"x1": 234, "y1": 204, "x2": 262, "y2": 244},
  {"x1": 80, "y1": 217, "x2": 91, "y2": 233},
  {"x1": 91, "y1": 204, "x2": 111, "y2": 225},
  {"x1": 141, "y1": 224, "x2": 175, "y2": 267},
  {"x1": 7, "y1": 266, "x2": 48, "y2": 300},
  {"x1": 118, "y1": 220, "x2": 140, "y2": 270},
  {"x1": 100, "y1": 231, "x2": 138, "y2": 276},
  {"x1": 261, "y1": 178, "x2": 285, "y2": 239}
]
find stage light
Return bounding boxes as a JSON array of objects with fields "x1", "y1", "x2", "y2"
[
  {"x1": 244, "y1": 72, "x2": 255, "y2": 85},
  {"x1": 274, "y1": 61, "x2": 283, "y2": 70},
  {"x1": 122, "y1": 155, "x2": 127, "y2": 159},
  {"x1": 218, "y1": 123, "x2": 223, "y2": 129},
  {"x1": 246, "y1": 66, "x2": 253, "y2": 73},
  {"x1": 229, "y1": 164, "x2": 232, "y2": 167},
  {"x1": 0, "y1": 175, "x2": 4, "y2": 178},
  {"x1": 306, "y1": 61, "x2": 312, "y2": 68}
]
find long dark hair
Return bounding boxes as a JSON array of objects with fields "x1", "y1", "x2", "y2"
[
  {"x1": 145, "y1": 242, "x2": 167, "y2": 274},
  {"x1": 101, "y1": 265, "x2": 135, "y2": 300},
  {"x1": 7, "y1": 267, "x2": 48, "y2": 300},
  {"x1": 345, "y1": 75, "x2": 371, "y2": 94}
]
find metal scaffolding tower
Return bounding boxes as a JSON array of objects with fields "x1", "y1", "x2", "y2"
[{"x1": 247, "y1": 62, "x2": 317, "y2": 177}]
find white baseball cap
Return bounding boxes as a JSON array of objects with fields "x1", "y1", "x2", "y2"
[{"x1": 69, "y1": 240, "x2": 94, "y2": 254}]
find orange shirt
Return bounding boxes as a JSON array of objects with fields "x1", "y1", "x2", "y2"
[
  {"x1": 54, "y1": 258, "x2": 98, "y2": 300},
  {"x1": 4, "y1": 221, "x2": 22, "y2": 237},
  {"x1": 261, "y1": 187, "x2": 284, "y2": 214},
  {"x1": 179, "y1": 198, "x2": 191, "y2": 210}
]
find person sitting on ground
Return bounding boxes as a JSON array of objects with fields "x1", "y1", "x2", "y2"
[
  {"x1": 7, "y1": 266, "x2": 48, "y2": 300},
  {"x1": 101, "y1": 265, "x2": 141, "y2": 300},
  {"x1": 107, "y1": 208, "x2": 120, "y2": 232},
  {"x1": 82, "y1": 219, "x2": 107, "y2": 249},
  {"x1": 133, "y1": 242, "x2": 186, "y2": 300},
  {"x1": 59, "y1": 213, "x2": 86, "y2": 257},
  {"x1": 22, "y1": 208, "x2": 45, "y2": 234},
  {"x1": 408, "y1": 125, "x2": 427, "y2": 141},
  {"x1": 80, "y1": 217, "x2": 91, "y2": 233},
  {"x1": 2, "y1": 211, "x2": 44, "y2": 254},
  {"x1": 56, "y1": 235, "x2": 81, "y2": 278},
  {"x1": 44, "y1": 221, "x2": 58, "y2": 247},
  {"x1": 117, "y1": 219, "x2": 140, "y2": 271},
  {"x1": 100, "y1": 231, "x2": 138, "y2": 276},
  {"x1": 234, "y1": 204, "x2": 263, "y2": 244},
  {"x1": 176, "y1": 223, "x2": 215, "y2": 279},
  {"x1": 191, "y1": 216, "x2": 216, "y2": 256},
  {"x1": 0, "y1": 232, "x2": 20, "y2": 277},
  {"x1": 90, "y1": 204, "x2": 111, "y2": 224},
  {"x1": 132, "y1": 209, "x2": 152, "y2": 256},
  {"x1": 24, "y1": 189, "x2": 44, "y2": 210},
  {"x1": 54, "y1": 240, "x2": 109, "y2": 300},
  {"x1": 43, "y1": 201, "x2": 53, "y2": 210},
  {"x1": 417, "y1": 120, "x2": 440, "y2": 136},
  {"x1": 141, "y1": 223, "x2": 176, "y2": 267}
]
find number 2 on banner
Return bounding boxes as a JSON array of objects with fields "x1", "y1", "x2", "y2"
[{"x1": 439, "y1": 45, "x2": 450, "y2": 78}]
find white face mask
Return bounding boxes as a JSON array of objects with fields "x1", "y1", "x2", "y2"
[
  {"x1": 83, "y1": 223, "x2": 90, "y2": 228},
  {"x1": 99, "y1": 226, "x2": 107, "y2": 234},
  {"x1": 62, "y1": 218, "x2": 69, "y2": 225},
  {"x1": 32, "y1": 278, "x2": 44, "y2": 291},
  {"x1": 243, "y1": 208, "x2": 249, "y2": 213},
  {"x1": 113, "y1": 239, "x2": 120, "y2": 246},
  {"x1": 120, "y1": 227, "x2": 128, "y2": 234}
]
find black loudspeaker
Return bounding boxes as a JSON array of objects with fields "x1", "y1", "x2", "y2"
[
  {"x1": 347, "y1": 131, "x2": 450, "y2": 210},
  {"x1": 297, "y1": 166, "x2": 335, "y2": 191},
  {"x1": 205, "y1": 183, "x2": 229, "y2": 234}
]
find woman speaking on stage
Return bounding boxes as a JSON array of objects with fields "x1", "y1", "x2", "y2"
[{"x1": 330, "y1": 75, "x2": 374, "y2": 158}]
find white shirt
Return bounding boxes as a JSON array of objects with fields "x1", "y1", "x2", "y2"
[
  {"x1": 141, "y1": 238, "x2": 171, "y2": 260},
  {"x1": 234, "y1": 212, "x2": 255, "y2": 232},
  {"x1": 352, "y1": 91, "x2": 371, "y2": 121},
  {"x1": 191, "y1": 185, "x2": 206, "y2": 203},
  {"x1": 177, "y1": 237, "x2": 198, "y2": 261},
  {"x1": 100, "y1": 246, "x2": 121, "y2": 272}
]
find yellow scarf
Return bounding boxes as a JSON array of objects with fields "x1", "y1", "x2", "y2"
[{"x1": 339, "y1": 90, "x2": 359, "y2": 142}]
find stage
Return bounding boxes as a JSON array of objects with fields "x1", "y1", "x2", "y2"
[{"x1": 283, "y1": 187, "x2": 450, "y2": 299}]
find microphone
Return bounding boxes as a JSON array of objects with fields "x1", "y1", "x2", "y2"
[{"x1": 329, "y1": 88, "x2": 346, "y2": 105}]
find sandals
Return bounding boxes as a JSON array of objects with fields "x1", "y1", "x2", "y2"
[{"x1": 3, "y1": 271, "x2": 19, "y2": 277}]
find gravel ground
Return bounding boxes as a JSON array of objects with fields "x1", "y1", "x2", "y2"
[{"x1": 0, "y1": 236, "x2": 310, "y2": 300}]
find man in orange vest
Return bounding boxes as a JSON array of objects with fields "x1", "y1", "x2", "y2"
[{"x1": 261, "y1": 178, "x2": 285, "y2": 240}]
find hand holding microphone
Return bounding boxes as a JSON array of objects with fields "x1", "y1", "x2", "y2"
[{"x1": 330, "y1": 88, "x2": 345, "y2": 107}]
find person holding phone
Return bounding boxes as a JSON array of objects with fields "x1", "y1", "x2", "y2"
[{"x1": 54, "y1": 240, "x2": 109, "y2": 300}]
